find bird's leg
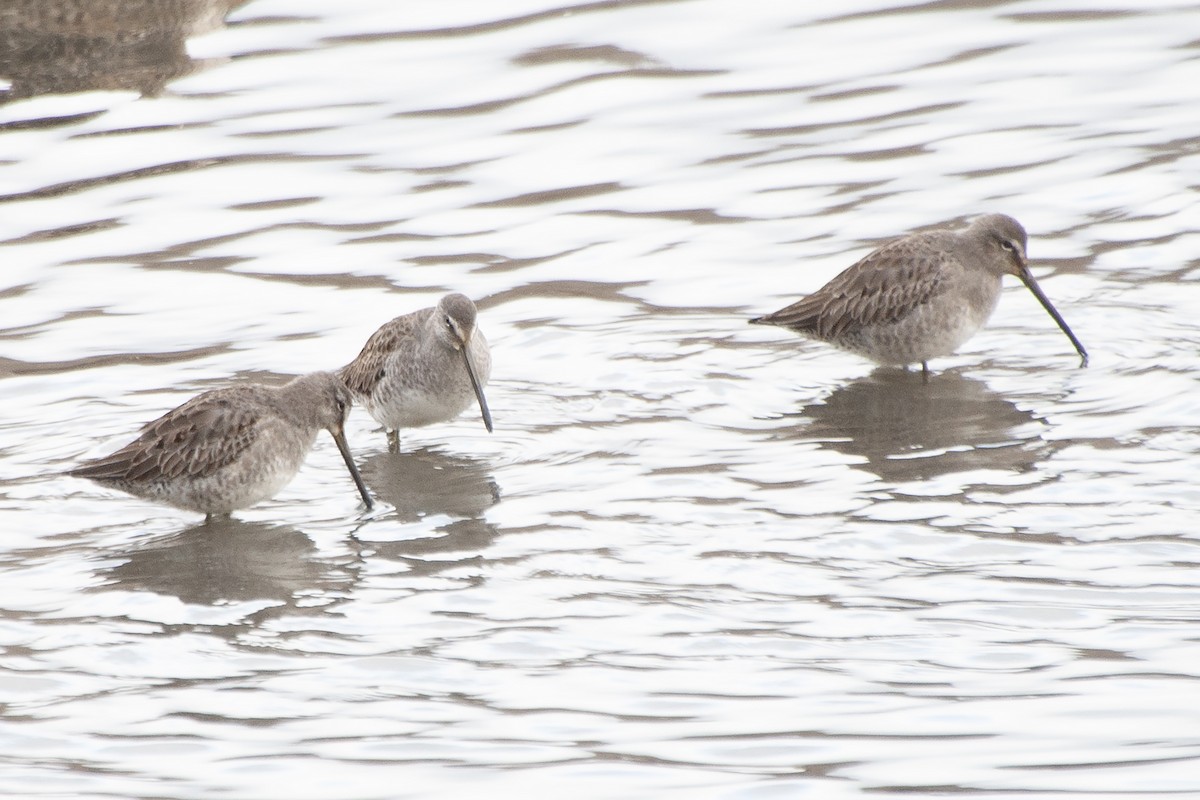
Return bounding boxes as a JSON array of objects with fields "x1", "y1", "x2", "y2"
[
  {"x1": 921, "y1": 361, "x2": 930, "y2": 384},
  {"x1": 386, "y1": 429, "x2": 400, "y2": 454}
]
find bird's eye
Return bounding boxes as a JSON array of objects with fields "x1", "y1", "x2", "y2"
[
  {"x1": 1000, "y1": 240, "x2": 1016, "y2": 252},
  {"x1": 445, "y1": 315, "x2": 454, "y2": 328}
]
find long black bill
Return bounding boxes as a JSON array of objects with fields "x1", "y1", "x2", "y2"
[
  {"x1": 329, "y1": 425, "x2": 373, "y2": 510},
  {"x1": 1017, "y1": 266, "x2": 1089, "y2": 367},
  {"x1": 460, "y1": 346, "x2": 494, "y2": 433}
]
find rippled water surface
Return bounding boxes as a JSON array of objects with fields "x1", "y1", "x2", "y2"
[{"x1": 3, "y1": 0, "x2": 1200, "y2": 797}]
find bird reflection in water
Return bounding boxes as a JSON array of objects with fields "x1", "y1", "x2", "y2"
[
  {"x1": 97, "y1": 517, "x2": 351, "y2": 608},
  {"x1": 360, "y1": 447, "x2": 500, "y2": 523},
  {"x1": 91, "y1": 449, "x2": 501, "y2": 605},
  {"x1": 0, "y1": 0, "x2": 250, "y2": 103},
  {"x1": 785, "y1": 368, "x2": 1050, "y2": 483},
  {"x1": 354, "y1": 447, "x2": 501, "y2": 576}
]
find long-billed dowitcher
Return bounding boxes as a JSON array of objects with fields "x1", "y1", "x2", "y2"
[
  {"x1": 750, "y1": 214, "x2": 1088, "y2": 375},
  {"x1": 340, "y1": 293, "x2": 493, "y2": 453},
  {"x1": 69, "y1": 371, "x2": 373, "y2": 517}
]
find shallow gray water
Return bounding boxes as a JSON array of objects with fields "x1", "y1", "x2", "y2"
[{"x1": 3, "y1": 1, "x2": 1200, "y2": 797}]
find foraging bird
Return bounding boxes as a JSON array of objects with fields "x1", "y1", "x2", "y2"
[
  {"x1": 340, "y1": 293, "x2": 493, "y2": 453},
  {"x1": 69, "y1": 371, "x2": 372, "y2": 517},
  {"x1": 750, "y1": 214, "x2": 1088, "y2": 375}
]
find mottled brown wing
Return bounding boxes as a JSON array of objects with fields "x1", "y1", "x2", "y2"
[
  {"x1": 69, "y1": 388, "x2": 266, "y2": 482},
  {"x1": 339, "y1": 311, "x2": 424, "y2": 396},
  {"x1": 751, "y1": 235, "x2": 950, "y2": 339}
]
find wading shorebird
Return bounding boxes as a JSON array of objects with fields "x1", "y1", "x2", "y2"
[
  {"x1": 69, "y1": 371, "x2": 372, "y2": 518},
  {"x1": 340, "y1": 293, "x2": 493, "y2": 453},
  {"x1": 750, "y1": 214, "x2": 1088, "y2": 376}
]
